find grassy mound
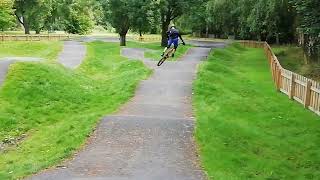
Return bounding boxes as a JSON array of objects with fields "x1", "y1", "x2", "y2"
[
  {"x1": 194, "y1": 44, "x2": 320, "y2": 179},
  {"x1": 0, "y1": 41, "x2": 62, "y2": 60},
  {"x1": 0, "y1": 41, "x2": 151, "y2": 179}
]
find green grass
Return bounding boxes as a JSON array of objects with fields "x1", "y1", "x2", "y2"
[
  {"x1": 194, "y1": 44, "x2": 320, "y2": 180},
  {"x1": 127, "y1": 41, "x2": 192, "y2": 61},
  {"x1": 0, "y1": 41, "x2": 151, "y2": 179},
  {"x1": 0, "y1": 41, "x2": 62, "y2": 60},
  {"x1": 272, "y1": 45, "x2": 320, "y2": 81}
]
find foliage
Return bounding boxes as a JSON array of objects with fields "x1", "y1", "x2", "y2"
[
  {"x1": 99, "y1": 0, "x2": 153, "y2": 45},
  {"x1": 156, "y1": 0, "x2": 201, "y2": 46},
  {"x1": 0, "y1": 0, "x2": 15, "y2": 31},
  {"x1": 194, "y1": 44, "x2": 320, "y2": 179},
  {"x1": 291, "y1": 0, "x2": 320, "y2": 61}
]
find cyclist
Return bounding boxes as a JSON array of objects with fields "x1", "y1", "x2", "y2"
[{"x1": 161, "y1": 25, "x2": 185, "y2": 57}]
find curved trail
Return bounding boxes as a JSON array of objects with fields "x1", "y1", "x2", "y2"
[
  {"x1": 58, "y1": 41, "x2": 86, "y2": 69},
  {"x1": 30, "y1": 42, "x2": 223, "y2": 180}
]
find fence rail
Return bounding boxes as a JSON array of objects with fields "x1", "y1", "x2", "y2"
[
  {"x1": 240, "y1": 40, "x2": 320, "y2": 116},
  {"x1": 0, "y1": 34, "x2": 70, "y2": 41}
]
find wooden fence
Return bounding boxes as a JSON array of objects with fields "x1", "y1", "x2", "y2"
[
  {"x1": 240, "y1": 41, "x2": 320, "y2": 115},
  {"x1": 0, "y1": 34, "x2": 70, "y2": 41}
]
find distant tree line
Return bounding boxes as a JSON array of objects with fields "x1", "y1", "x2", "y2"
[
  {"x1": 178, "y1": 0, "x2": 320, "y2": 61},
  {"x1": 0, "y1": 0, "x2": 319, "y2": 60}
]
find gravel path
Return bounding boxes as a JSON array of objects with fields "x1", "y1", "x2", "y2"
[
  {"x1": 29, "y1": 42, "x2": 223, "y2": 180},
  {"x1": 58, "y1": 41, "x2": 86, "y2": 69}
]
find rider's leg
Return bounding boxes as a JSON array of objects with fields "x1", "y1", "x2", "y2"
[
  {"x1": 162, "y1": 39, "x2": 172, "y2": 56},
  {"x1": 172, "y1": 38, "x2": 179, "y2": 57}
]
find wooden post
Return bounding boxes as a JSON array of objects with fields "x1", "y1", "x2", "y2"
[
  {"x1": 289, "y1": 73, "x2": 296, "y2": 99},
  {"x1": 276, "y1": 67, "x2": 282, "y2": 91},
  {"x1": 1, "y1": 34, "x2": 3, "y2": 41},
  {"x1": 304, "y1": 81, "x2": 312, "y2": 108}
]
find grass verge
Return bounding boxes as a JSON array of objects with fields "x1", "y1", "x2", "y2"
[
  {"x1": 0, "y1": 41, "x2": 151, "y2": 179},
  {"x1": 0, "y1": 41, "x2": 62, "y2": 61},
  {"x1": 194, "y1": 44, "x2": 320, "y2": 179}
]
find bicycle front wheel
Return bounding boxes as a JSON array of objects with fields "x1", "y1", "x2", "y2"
[{"x1": 157, "y1": 57, "x2": 166, "y2": 66}]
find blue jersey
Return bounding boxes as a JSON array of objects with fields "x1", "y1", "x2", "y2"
[{"x1": 167, "y1": 29, "x2": 180, "y2": 39}]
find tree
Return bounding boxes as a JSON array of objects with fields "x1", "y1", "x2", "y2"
[
  {"x1": 13, "y1": 0, "x2": 38, "y2": 34},
  {"x1": 292, "y1": 0, "x2": 320, "y2": 61},
  {"x1": 176, "y1": 0, "x2": 208, "y2": 36},
  {"x1": 157, "y1": 0, "x2": 200, "y2": 46},
  {"x1": 129, "y1": 0, "x2": 153, "y2": 37},
  {"x1": 29, "y1": 0, "x2": 52, "y2": 34},
  {"x1": 0, "y1": 0, "x2": 15, "y2": 31},
  {"x1": 100, "y1": 0, "x2": 153, "y2": 46},
  {"x1": 62, "y1": 0, "x2": 94, "y2": 35}
]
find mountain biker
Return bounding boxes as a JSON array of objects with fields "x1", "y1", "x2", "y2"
[{"x1": 161, "y1": 25, "x2": 186, "y2": 57}]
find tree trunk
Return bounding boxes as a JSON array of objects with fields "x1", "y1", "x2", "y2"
[
  {"x1": 23, "y1": 16, "x2": 30, "y2": 34},
  {"x1": 36, "y1": 29, "x2": 41, "y2": 34},
  {"x1": 161, "y1": 20, "x2": 170, "y2": 47},
  {"x1": 276, "y1": 33, "x2": 280, "y2": 45},
  {"x1": 120, "y1": 34, "x2": 126, "y2": 46},
  {"x1": 139, "y1": 30, "x2": 142, "y2": 37},
  {"x1": 206, "y1": 24, "x2": 209, "y2": 38}
]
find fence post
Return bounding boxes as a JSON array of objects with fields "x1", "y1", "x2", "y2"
[
  {"x1": 276, "y1": 67, "x2": 282, "y2": 91},
  {"x1": 289, "y1": 73, "x2": 296, "y2": 99},
  {"x1": 304, "y1": 81, "x2": 312, "y2": 108},
  {"x1": 1, "y1": 34, "x2": 3, "y2": 41}
]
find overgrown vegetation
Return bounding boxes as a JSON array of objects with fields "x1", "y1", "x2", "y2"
[
  {"x1": 194, "y1": 44, "x2": 320, "y2": 179},
  {"x1": 272, "y1": 45, "x2": 320, "y2": 81},
  {"x1": 0, "y1": 41, "x2": 150, "y2": 179}
]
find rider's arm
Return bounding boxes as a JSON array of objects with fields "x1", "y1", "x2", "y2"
[{"x1": 179, "y1": 34, "x2": 186, "y2": 45}]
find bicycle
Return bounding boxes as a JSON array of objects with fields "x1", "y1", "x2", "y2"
[{"x1": 157, "y1": 43, "x2": 184, "y2": 66}]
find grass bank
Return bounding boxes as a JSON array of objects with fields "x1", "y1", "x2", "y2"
[
  {"x1": 194, "y1": 44, "x2": 320, "y2": 179},
  {"x1": 0, "y1": 41, "x2": 62, "y2": 60},
  {"x1": 0, "y1": 41, "x2": 151, "y2": 179}
]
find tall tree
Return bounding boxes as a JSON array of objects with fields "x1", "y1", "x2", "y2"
[
  {"x1": 157, "y1": 0, "x2": 199, "y2": 46},
  {"x1": 13, "y1": 0, "x2": 39, "y2": 34},
  {"x1": 100, "y1": 0, "x2": 153, "y2": 46},
  {"x1": 129, "y1": 0, "x2": 153, "y2": 37}
]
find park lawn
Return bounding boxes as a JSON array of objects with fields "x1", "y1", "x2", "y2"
[
  {"x1": 127, "y1": 41, "x2": 192, "y2": 61},
  {"x1": 0, "y1": 41, "x2": 62, "y2": 60},
  {"x1": 0, "y1": 41, "x2": 151, "y2": 179},
  {"x1": 194, "y1": 44, "x2": 320, "y2": 179}
]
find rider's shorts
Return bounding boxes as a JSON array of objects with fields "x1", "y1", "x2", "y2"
[{"x1": 167, "y1": 38, "x2": 179, "y2": 49}]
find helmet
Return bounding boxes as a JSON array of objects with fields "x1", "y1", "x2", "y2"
[{"x1": 169, "y1": 24, "x2": 176, "y2": 29}]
